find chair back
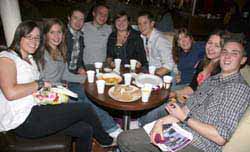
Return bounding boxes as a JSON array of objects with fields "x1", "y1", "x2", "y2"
[{"x1": 223, "y1": 106, "x2": 250, "y2": 152}]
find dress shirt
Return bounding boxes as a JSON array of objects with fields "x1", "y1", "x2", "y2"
[{"x1": 184, "y1": 72, "x2": 250, "y2": 152}]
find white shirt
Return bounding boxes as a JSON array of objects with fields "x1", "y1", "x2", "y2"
[
  {"x1": 0, "y1": 51, "x2": 39, "y2": 132},
  {"x1": 141, "y1": 28, "x2": 174, "y2": 70}
]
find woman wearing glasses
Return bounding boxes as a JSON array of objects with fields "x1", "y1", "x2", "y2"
[{"x1": 0, "y1": 20, "x2": 113, "y2": 152}]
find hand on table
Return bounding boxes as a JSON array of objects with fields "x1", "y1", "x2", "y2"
[
  {"x1": 155, "y1": 68, "x2": 169, "y2": 77},
  {"x1": 77, "y1": 68, "x2": 86, "y2": 76},
  {"x1": 136, "y1": 61, "x2": 142, "y2": 68},
  {"x1": 110, "y1": 61, "x2": 115, "y2": 68},
  {"x1": 44, "y1": 81, "x2": 52, "y2": 88}
]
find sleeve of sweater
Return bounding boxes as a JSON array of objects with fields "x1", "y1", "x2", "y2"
[{"x1": 62, "y1": 63, "x2": 86, "y2": 83}]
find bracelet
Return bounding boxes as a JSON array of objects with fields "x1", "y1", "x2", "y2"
[
  {"x1": 182, "y1": 114, "x2": 191, "y2": 126},
  {"x1": 35, "y1": 79, "x2": 44, "y2": 90}
]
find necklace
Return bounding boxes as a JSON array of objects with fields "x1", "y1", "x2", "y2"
[
  {"x1": 117, "y1": 31, "x2": 129, "y2": 46},
  {"x1": 23, "y1": 55, "x2": 32, "y2": 65}
]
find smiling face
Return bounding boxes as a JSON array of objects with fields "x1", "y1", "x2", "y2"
[
  {"x1": 177, "y1": 33, "x2": 193, "y2": 52},
  {"x1": 220, "y1": 42, "x2": 247, "y2": 77},
  {"x1": 205, "y1": 35, "x2": 222, "y2": 61},
  {"x1": 115, "y1": 15, "x2": 129, "y2": 32},
  {"x1": 93, "y1": 6, "x2": 109, "y2": 26},
  {"x1": 68, "y1": 10, "x2": 84, "y2": 31},
  {"x1": 46, "y1": 23, "x2": 63, "y2": 49},
  {"x1": 20, "y1": 27, "x2": 40, "y2": 58},
  {"x1": 137, "y1": 15, "x2": 154, "y2": 37}
]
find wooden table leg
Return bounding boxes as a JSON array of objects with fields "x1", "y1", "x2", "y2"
[{"x1": 123, "y1": 111, "x2": 131, "y2": 131}]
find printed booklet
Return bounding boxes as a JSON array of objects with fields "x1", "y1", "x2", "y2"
[{"x1": 143, "y1": 121, "x2": 193, "y2": 152}]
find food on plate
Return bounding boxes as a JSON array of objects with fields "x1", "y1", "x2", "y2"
[
  {"x1": 98, "y1": 73, "x2": 122, "y2": 85},
  {"x1": 110, "y1": 85, "x2": 141, "y2": 102},
  {"x1": 104, "y1": 77, "x2": 119, "y2": 84}
]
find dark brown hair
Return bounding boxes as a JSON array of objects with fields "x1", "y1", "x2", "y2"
[
  {"x1": 137, "y1": 11, "x2": 155, "y2": 22},
  {"x1": 176, "y1": 28, "x2": 193, "y2": 40},
  {"x1": 8, "y1": 20, "x2": 44, "y2": 65},
  {"x1": 68, "y1": 6, "x2": 85, "y2": 18},
  {"x1": 114, "y1": 11, "x2": 131, "y2": 22},
  {"x1": 172, "y1": 28, "x2": 194, "y2": 64},
  {"x1": 203, "y1": 30, "x2": 226, "y2": 66}
]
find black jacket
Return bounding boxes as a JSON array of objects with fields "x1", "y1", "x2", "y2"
[
  {"x1": 106, "y1": 28, "x2": 148, "y2": 66},
  {"x1": 66, "y1": 30, "x2": 85, "y2": 74}
]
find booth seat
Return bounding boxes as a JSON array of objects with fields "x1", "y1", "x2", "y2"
[
  {"x1": 0, "y1": 131, "x2": 72, "y2": 152},
  {"x1": 223, "y1": 106, "x2": 250, "y2": 152}
]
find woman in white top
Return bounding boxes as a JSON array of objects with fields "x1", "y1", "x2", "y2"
[{"x1": 0, "y1": 21, "x2": 113, "y2": 152}]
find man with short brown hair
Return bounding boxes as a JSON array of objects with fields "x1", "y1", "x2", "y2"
[
  {"x1": 83, "y1": 4, "x2": 112, "y2": 69},
  {"x1": 118, "y1": 38, "x2": 250, "y2": 152}
]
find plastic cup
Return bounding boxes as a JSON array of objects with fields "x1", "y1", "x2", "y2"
[
  {"x1": 149, "y1": 65, "x2": 156, "y2": 75},
  {"x1": 114, "y1": 58, "x2": 121, "y2": 71},
  {"x1": 163, "y1": 75, "x2": 173, "y2": 89},
  {"x1": 130, "y1": 59, "x2": 137, "y2": 72},
  {"x1": 123, "y1": 73, "x2": 132, "y2": 85},
  {"x1": 94, "y1": 62, "x2": 103, "y2": 74},
  {"x1": 96, "y1": 80, "x2": 105, "y2": 94},
  {"x1": 141, "y1": 83, "x2": 153, "y2": 102},
  {"x1": 87, "y1": 70, "x2": 95, "y2": 83}
]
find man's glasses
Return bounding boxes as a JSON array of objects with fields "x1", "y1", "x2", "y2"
[{"x1": 23, "y1": 35, "x2": 40, "y2": 42}]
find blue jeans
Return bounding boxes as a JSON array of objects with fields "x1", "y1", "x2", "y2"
[
  {"x1": 171, "y1": 83, "x2": 189, "y2": 91},
  {"x1": 68, "y1": 82, "x2": 118, "y2": 133},
  {"x1": 138, "y1": 103, "x2": 168, "y2": 126}
]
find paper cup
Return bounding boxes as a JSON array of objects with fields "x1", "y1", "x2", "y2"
[
  {"x1": 130, "y1": 59, "x2": 137, "y2": 71},
  {"x1": 94, "y1": 62, "x2": 103, "y2": 73},
  {"x1": 163, "y1": 75, "x2": 173, "y2": 89},
  {"x1": 141, "y1": 83, "x2": 153, "y2": 102},
  {"x1": 123, "y1": 73, "x2": 132, "y2": 85},
  {"x1": 114, "y1": 58, "x2": 121, "y2": 71},
  {"x1": 87, "y1": 70, "x2": 95, "y2": 83},
  {"x1": 96, "y1": 80, "x2": 105, "y2": 94},
  {"x1": 94, "y1": 62, "x2": 103, "y2": 69},
  {"x1": 149, "y1": 65, "x2": 156, "y2": 75}
]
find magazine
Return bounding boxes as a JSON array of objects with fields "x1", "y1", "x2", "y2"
[
  {"x1": 143, "y1": 121, "x2": 193, "y2": 152},
  {"x1": 33, "y1": 86, "x2": 78, "y2": 105}
]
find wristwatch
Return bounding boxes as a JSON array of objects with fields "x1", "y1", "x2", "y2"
[
  {"x1": 182, "y1": 114, "x2": 191, "y2": 126},
  {"x1": 36, "y1": 79, "x2": 44, "y2": 90}
]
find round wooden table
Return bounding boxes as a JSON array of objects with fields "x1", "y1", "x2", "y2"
[{"x1": 84, "y1": 70, "x2": 169, "y2": 130}]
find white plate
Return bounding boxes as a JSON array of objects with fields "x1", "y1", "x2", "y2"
[
  {"x1": 134, "y1": 74, "x2": 163, "y2": 89},
  {"x1": 108, "y1": 85, "x2": 141, "y2": 102},
  {"x1": 98, "y1": 73, "x2": 122, "y2": 85}
]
